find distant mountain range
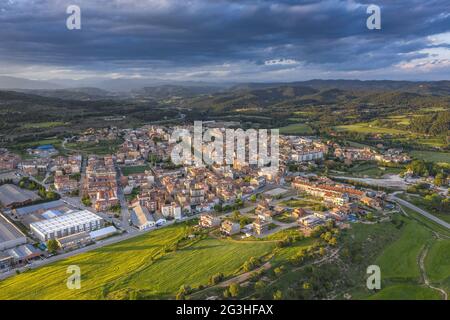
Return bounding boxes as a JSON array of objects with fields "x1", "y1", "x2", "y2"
[{"x1": 0, "y1": 76, "x2": 449, "y2": 101}]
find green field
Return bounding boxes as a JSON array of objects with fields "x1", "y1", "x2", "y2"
[
  {"x1": 410, "y1": 150, "x2": 450, "y2": 164},
  {"x1": 368, "y1": 284, "x2": 441, "y2": 300},
  {"x1": 121, "y1": 165, "x2": 150, "y2": 176},
  {"x1": 65, "y1": 139, "x2": 123, "y2": 155},
  {"x1": 0, "y1": 223, "x2": 275, "y2": 300},
  {"x1": 425, "y1": 240, "x2": 450, "y2": 286},
  {"x1": 10, "y1": 138, "x2": 63, "y2": 158},
  {"x1": 387, "y1": 115, "x2": 412, "y2": 126},
  {"x1": 345, "y1": 162, "x2": 403, "y2": 178},
  {"x1": 335, "y1": 122, "x2": 405, "y2": 135},
  {"x1": 23, "y1": 122, "x2": 66, "y2": 129},
  {"x1": 375, "y1": 220, "x2": 432, "y2": 281},
  {"x1": 353, "y1": 208, "x2": 448, "y2": 300},
  {"x1": 279, "y1": 123, "x2": 314, "y2": 135},
  {"x1": 1, "y1": 203, "x2": 448, "y2": 300}
]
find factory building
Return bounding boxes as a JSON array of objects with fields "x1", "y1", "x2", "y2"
[{"x1": 30, "y1": 210, "x2": 104, "y2": 242}]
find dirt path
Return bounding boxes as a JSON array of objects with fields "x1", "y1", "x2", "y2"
[
  {"x1": 418, "y1": 244, "x2": 448, "y2": 300},
  {"x1": 218, "y1": 262, "x2": 272, "y2": 288}
]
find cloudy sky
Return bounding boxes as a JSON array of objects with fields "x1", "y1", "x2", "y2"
[{"x1": 0, "y1": 0, "x2": 449, "y2": 82}]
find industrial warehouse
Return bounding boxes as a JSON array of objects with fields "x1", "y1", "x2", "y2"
[
  {"x1": 0, "y1": 213, "x2": 27, "y2": 251},
  {"x1": 30, "y1": 210, "x2": 104, "y2": 241}
]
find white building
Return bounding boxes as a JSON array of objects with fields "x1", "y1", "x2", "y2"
[
  {"x1": 30, "y1": 210, "x2": 104, "y2": 242},
  {"x1": 131, "y1": 204, "x2": 155, "y2": 230},
  {"x1": 161, "y1": 202, "x2": 182, "y2": 219},
  {"x1": 291, "y1": 150, "x2": 324, "y2": 162}
]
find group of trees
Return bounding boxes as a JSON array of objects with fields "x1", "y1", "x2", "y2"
[
  {"x1": 46, "y1": 239, "x2": 60, "y2": 254},
  {"x1": 81, "y1": 195, "x2": 92, "y2": 206},
  {"x1": 422, "y1": 193, "x2": 450, "y2": 214},
  {"x1": 208, "y1": 272, "x2": 224, "y2": 285},
  {"x1": 18, "y1": 177, "x2": 58, "y2": 201},
  {"x1": 223, "y1": 283, "x2": 240, "y2": 298},
  {"x1": 242, "y1": 257, "x2": 261, "y2": 272},
  {"x1": 409, "y1": 111, "x2": 450, "y2": 136},
  {"x1": 230, "y1": 210, "x2": 252, "y2": 228},
  {"x1": 405, "y1": 160, "x2": 442, "y2": 177}
]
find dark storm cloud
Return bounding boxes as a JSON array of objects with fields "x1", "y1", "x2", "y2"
[{"x1": 0, "y1": 0, "x2": 449, "y2": 79}]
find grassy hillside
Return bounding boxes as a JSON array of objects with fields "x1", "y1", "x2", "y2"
[
  {"x1": 375, "y1": 220, "x2": 432, "y2": 281},
  {"x1": 0, "y1": 223, "x2": 274, "y2": 300},
  {"x1": 425, "y1": 240, "x2": 450, "y2": 292}
]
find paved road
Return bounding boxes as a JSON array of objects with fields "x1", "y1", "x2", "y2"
[
  {"x1": 115, "y1": 165, "x2": 133, "y2": 231},
  {"x1": 333, "y1": 174, "x2": 409, "y2": 190},
  {"x1": 390, "y1": 192, "x2": 450, "y2": 230}
]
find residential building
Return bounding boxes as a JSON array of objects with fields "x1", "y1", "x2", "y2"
[
  {"x1": 199, "y1": 214, "x2": 220, "y2": 228},
  {"x1": 253, "y1": 218, "x2": 270, "y2": 235},
  {"x1": 220, "y1": 220, "x2": 240, "y2": 236}
]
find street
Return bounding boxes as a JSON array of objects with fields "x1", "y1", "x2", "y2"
[{"x1": 390, "y1": 191, "x2": 450, "y2": 230}]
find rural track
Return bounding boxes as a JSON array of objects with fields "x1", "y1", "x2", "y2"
[
  {"x1": 218, "y1": 262, "x2": 272, "y2": 288},
  {"x1": 418, "y1": 243, "x2": 448, "y2": 300}
]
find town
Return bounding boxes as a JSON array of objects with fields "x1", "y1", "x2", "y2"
[{"x1": 2, "y1": 120, "x2": 439, "y2": 279}]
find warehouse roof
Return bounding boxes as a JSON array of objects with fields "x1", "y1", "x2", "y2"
[
  {"x1": 0, "y1": 184, "x2": 39, "y2": 207},
  {"x1": 0, "y1": 213, "x2": 25, "y2": 243},
  {"x1": 6, "y1": 244, "x2": 42, "y2": 259},
  {"x1": 30, "y1": 210, "x2": 103, "y2": 235},
  {"x1": 15, "y1": 200, "x2": 66, "y2": 216},
  {"x1": 89, "y1": 226, "x2": 117, "y2": 240}
]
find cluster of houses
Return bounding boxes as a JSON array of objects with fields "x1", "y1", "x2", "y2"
[
  {"x1": 292, "y1": 176, "x2": 385, "y2": 219},
  {"x1": 0, "y1": 149, "x2": 20, "y2": 171},
  {"x1": 52, "y1": 155, "x2": 82, "y2": 193},
  {"x1": 334, "y1": 145, "x2": 410, "y2": 164},
  {"x1": 83, "y1": 156, "x2": 119, "y2": 211},
  {"x1": 77, "y1": 127, "x2": 120, "y2": 143},
  {"x1": 19, "y1": 158, "x2": 49, "y2": 176}
]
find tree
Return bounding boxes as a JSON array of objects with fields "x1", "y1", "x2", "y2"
[
  {"x1": 273, "y1": 290, "x2": 282, "y2": 300},
  {"x1": 208, "y1": 273, "x2": 224, "y2": 285},
  {"x1": 434, "y1": 173, "x2": 446, "y2": 187},
  {"x1": 329, "y1": 237, "x2": 337, "y2": 246},
  {"x1": 176, "y1": 285, "x2": 190, "y2": 300},
  {"x1": 82, "y1": 196, "x2": 92, "y2": 206},
  {"x1": 47, "y1": 239, "x2": 60, "y2": 253},
  {"x1": 250, "y1": 194, "x2": 257, "y2": 202},
  {"x1": 232, "y1": 210, "x2": 241, "y2": 221},
  {"x1": 273, "y1": 266, "x2": 285, "y2": 276},
  {"x1": 228, "y1": 283, "x2": 240, "y2": 297}
]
